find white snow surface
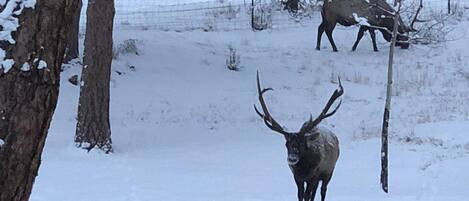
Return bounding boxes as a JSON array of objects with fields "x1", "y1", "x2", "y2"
[
  {"x1": 414, "y1": 121, "x2": 469, "y2": 149},
  {"x1": 29, "y1": 12, "x2": 469, "y2": 201}
]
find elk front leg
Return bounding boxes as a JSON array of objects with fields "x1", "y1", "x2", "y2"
[
  {"x1": 352, "y1": 26, "x2": 367, "y2": 51},
  {"x1": 369, "y1": 28, "x2": 378, "y2": 52},
  {"x1": 305, "y1": 179, "x2": 319, "y2": 201},
  {"x1": 295, "y1": 178, "x2": 305, "y2": 201}
]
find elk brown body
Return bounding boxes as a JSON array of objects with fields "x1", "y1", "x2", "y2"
[
  {"x1": 317, "y1": 0, "x2": 410, "y2": 52},
  {"x1": 254, "y1": 72, "x2": 343, "y2": 201}
]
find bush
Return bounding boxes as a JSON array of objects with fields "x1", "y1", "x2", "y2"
[
  {"x1": 226, "y1": 46, "x2": 240, "y2": 71},
  {"x1": 113, "y1": 39, "x2": 140, "y2": 59}
]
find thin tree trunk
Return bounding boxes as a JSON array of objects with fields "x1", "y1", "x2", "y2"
[
  {"x1": 64, "y1": 0, "x2": 83, "y2": 63},
  {"x1": 251, "y1": 0, "x2": 255, "y2": 30},
  {"x1": 381, "y1": 1, "x2": 402, "y2": 194},
  {"x1": 448, "y1": 0, "x2": 451, "y2": 14},
  {"x1": 0, "y1": 0, "x2": 78, "y2": 200},
  {"x1": 75, "y1": 0, "x2": 115, "y2": 153}
]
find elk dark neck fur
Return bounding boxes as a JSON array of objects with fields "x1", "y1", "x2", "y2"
[{"x1": 289, "y1": 136, "x2": 322, "y2": 180}]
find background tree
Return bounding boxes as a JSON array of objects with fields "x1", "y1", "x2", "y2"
[
  {"x1": 0, "y1": 0, "x2": 79, "y2": 200},
  {"x1": 75, "y1": 0, "x2": 115, "y2": 153},
  {"x1": 381, "y1": 0, "x2": 402, "y2": 194},
  {"x1": 64, "y1": 0, "x2": 83, "y2": 63}
]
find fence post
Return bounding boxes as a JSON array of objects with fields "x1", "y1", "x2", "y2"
[{"x1": 448, "y1": 0, "x2": 451, "y2": 14}]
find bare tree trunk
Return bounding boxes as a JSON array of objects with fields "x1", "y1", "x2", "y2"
[
  {"x1": 75, "y1": 0, "x2": 115, "y2": 153},
  {"x1": 64, "y1": 0, "x2": 83, "y2": 63},
  {"x1": 381, "y1": 1, "x2": 402, "y2": 194},
  {"x1": 0, "y1": 0, "x2": 78, "y2": 200},
  {"x1": 251, "y1": 0, "x2": 255, "y2": 30}
]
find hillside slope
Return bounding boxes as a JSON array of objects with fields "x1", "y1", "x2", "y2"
[{"x1": 31, "y1": 19, "x2": 469, "y2": 201}]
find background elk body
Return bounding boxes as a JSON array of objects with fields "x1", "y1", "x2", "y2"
[
  {"x1": 254, "y1": 73, "x2": 343, "y2": 201},
  {"x1": 317, "y1": 0, "x2": 410, "y2": 52}
]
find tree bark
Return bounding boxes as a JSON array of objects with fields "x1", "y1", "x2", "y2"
[
  {"x1": 381, "y1": 1, "x2": 402, "y2": 194},
  {"x1": 64, "y1": 0, "x2": 83, "y2": 63},
  {"x1": 0, "y1": 0, "x2": 79, "y2": 201},
  {"x1": 75, "y1": 0, "x2": 115, "y2": 153}
]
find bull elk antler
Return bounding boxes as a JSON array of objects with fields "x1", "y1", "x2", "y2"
[
  {"x1": 254, "y1": 71, "x2": 293, "y2": 136},
  {"x1": 254, "y1": 71, "x2": 343, "y2": 136},
  {"x1": 299, "y1": 77, "x2": 343, "y2": 134}
]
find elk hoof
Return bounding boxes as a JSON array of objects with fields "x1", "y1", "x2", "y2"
[
  {"x1": 400, "y1": 43, "x2": 410, "y2": 49},
  {"x1": 374, "y1": 49, "x2": 379, "y2": 52},
  {"x1": 396, "y1": 41, "x2": 410, "y2": 49},
  {"x1": 333, "y1": 49, "x2": 338, "y2": 52},
  {"x1": 316, "y1": 47, "x2": 321, "y2": 51}
]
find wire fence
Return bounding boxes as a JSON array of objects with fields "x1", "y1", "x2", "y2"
[
  {"x1": 79, "y1": 0, "x2": 469, "y2": 31},
  {"x1": 80, "y1": 0, "x2": 317, "y2": 31}
]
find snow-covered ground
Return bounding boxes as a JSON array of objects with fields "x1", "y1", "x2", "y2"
[{"x1": 31, "y1": 8, "x2": 469, "y2": 201}]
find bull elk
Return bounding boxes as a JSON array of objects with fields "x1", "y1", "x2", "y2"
[
  {"x1": 316, "y1": 0, "x2": 410, "y2": 52},
  {"x1": 254, "y1": 72, "x2": 343, "y2": 201}
]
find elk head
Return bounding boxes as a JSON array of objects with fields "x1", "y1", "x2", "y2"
[
  {"x1": 375, "y1": 6, "x2": 411, "y2": 49},
  {"x1": 254, "y1": 72, "x2": 343, "y2": 165}
]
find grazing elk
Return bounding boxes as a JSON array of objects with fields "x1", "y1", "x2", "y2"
[
  {"x1": 352, "y1": 25, "x2": 410, "y2": 52},
  {"x1": 254, "y1": 72, "x2": 343, "y2": 201},
  {"x1": 316, "y1": 0, "x2": 410, "y2": 52}
]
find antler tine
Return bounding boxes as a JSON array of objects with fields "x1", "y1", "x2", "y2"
[
  {"x1": 300, "y1": 77, "x2": 344, "y2": 134},
  {"x1": 254, "y1": 71, "x2": 291, "y2": 136},
  {"x1": 320, "y1": 77, "x2": 344, "y2": 117}
]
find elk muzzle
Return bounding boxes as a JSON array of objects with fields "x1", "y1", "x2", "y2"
[{"x1": 288, "y1": 154, "x2": 300, "y2": 165}]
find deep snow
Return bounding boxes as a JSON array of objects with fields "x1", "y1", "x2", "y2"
[{"x1": 29, "y1": 8, "x2": 469, "y2": 201}]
